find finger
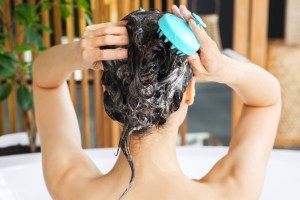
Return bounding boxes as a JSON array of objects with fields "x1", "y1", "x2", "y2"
[
  {"x1": 179, "y1": 5, "x2": 193, "y2": 21},
  {"x1": 171, "y1": 5, "x2": 185, "y2": 20},
  {"x1": 187, "y1": 54, "x2": 208, "y2": 76},
  {"x1": 85, "y1": 21, "x2": 127, "y2": 31},
  {"x1": 188, "y1": 19, "x2": 209, "y2": 47},
  {"x1": 90, "y1": 26, "x2": 128, "y2": 37},
  {"x1": 99, "y1": 49, "x2": 128, "y2": 61},
  {"x1": 88, "y1": 35, "x2": 129, "y2": 47}
]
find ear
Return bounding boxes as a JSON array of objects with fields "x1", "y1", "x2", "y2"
[{"x1": 184, "y1": 77, "x2": 196, "y2": 106}]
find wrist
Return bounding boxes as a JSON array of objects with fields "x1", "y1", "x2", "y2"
[
  {"x1": 70, "y1": 41, "x2": 86, "y2": 70},
  {"x1": 215, "y1": 55, "x2": 241, "y2": 85}
]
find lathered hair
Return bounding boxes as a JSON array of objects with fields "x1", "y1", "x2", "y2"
[{"x1": 102, "y1": 9, "x2": 193, "y2": 198}]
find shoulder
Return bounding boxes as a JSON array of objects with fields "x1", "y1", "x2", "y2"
[{"x1": 196, "y1": 154, "x2": 262, "y2": 200}]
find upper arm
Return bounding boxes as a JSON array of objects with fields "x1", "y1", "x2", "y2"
[
  {"x1": 200, "y1": 99, "x2": 281, "y2": 198},
  {"x1": 33, "y1": 82, "x2": 102, "y2": 196}
]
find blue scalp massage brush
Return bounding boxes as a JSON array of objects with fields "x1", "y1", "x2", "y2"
[{"x1": 157, "y1": 12, "x2": 206, "y2": 56}]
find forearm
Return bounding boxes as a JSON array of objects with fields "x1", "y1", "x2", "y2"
[
  {"x1": 33, "y1": 42, "x2": 82, "y2": 89},
  {"x1": 221, "y1": 55, "x2": 281, "y2": 107}
]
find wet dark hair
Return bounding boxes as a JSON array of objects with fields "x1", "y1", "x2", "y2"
[{"x1": 101, "y1": 10, "x2": 193, "y2": 198}]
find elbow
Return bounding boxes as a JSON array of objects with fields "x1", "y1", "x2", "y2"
[
  {"x1": 32, "y1": 56, "x2": 42, "y2": 88},
  {"x1": 272, "y1": 76, "x2": 282, "y2": 107}
]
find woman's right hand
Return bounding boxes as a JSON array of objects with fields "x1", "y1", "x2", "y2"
[
  {"x1": 171, "y1": 5, "x2": 229, "y2": 83},
  {"x1": 77, "y1": 21, "x2": 129, "y2": 70}
]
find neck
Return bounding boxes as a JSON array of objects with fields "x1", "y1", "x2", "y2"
[{"x1": 110, "y1": 121, "x2": 186, "y2": 180}]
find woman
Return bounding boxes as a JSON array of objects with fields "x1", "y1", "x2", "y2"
[{"x1": 33, "y1": 5, "x2": 281, "y2": 200}]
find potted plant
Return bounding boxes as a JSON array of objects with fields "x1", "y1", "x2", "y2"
[{"x1": 0, "y1": 0, "x2": 90, "y2": 155}]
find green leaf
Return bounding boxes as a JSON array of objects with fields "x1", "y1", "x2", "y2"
[
  {"x1": 79, "y1": 0, "x2": 90, "y2": 10},
  {"x1": 17, "y1": 85, "x2": 33, "y2": 110},
  {"x1": 0, "y1": 48, "x2": 5, "y2": 55},
  {"x1": 33, "y1": 34, "x2": 44, "y2": 50},
  {"x1": 24, "y1": 27, "x2": 44, "y2": 49},
  {"x1": 38, "y1": 46, "x2": 47, "y2": 52},
  {"x1": 0, "y1": 53, "x2": 16, "y2": 78},
  {"x1": 0, "y1": 66, "x2": 15, "y2": 78},
  {"x1": 24, "y1": 26, "x2": 36, "y2": 43},
  {"x1": 41, "y1": 0, "x2": 52, "y2": 10},
  {"x1": 59, "y1": 5, "x2": 71, "y2": 19},
  {"x1": 0, "y1": 0, "x2": 3, "y2": 7},
  {"x1": 14, "y1": 45, "x2": 33, "y2": 52},
  {"x1": 0, "y1": 33, "x2": 11, "y2": 46},
  {"x1": 33, "y1": 24, "x2": 53, "y2": 33},
  {"x1": 14, "y1": 4, "x2": 39, "y2": 25},
  {"x1": 0, "y1": 82, "x2": 12, "y2": 101},
  {"x1": 27, "y1": 62, "x2": 33, "y2": 79}
]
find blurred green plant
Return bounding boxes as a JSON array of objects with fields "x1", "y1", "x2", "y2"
[{"x1": 0, "y1": 0, "x2": 91, "y2": 151}]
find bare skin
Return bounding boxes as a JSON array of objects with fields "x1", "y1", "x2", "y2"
[{"x1": 32, "y1": 5, "x2": 281, "y2": 200}]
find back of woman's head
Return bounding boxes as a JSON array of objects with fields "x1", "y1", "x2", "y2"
[{"x1": 102, "y1": 9, "x2": 193, "y2": 197}]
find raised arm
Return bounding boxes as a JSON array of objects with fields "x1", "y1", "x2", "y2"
[
  {"x1": 32, "y1": 22, "x2": 128, "y2": 199},
  {"x1": 173, "y1": 5, "x2": 281, "y2": 199}
]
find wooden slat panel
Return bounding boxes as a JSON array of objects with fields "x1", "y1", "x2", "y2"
[
  {"x1": 142, "y1": 0, "x2": 149, "y2": 10},
  {"x1": 8, "y1": 90, "x2": 17, "y2": 133},
  {"x1": 91, "y1": 0, "x2": 104, "y2": 147},
  {"x1": 104, "y1": 4, "x2": 110, "y2": 22},
  {"x1": 15, "y1": 0, "x2": 24, "y2": 48},
  {"x1": 53, "y1": 0, "x2": 63, "y2": 45},
  {"x1": 110, "y1": 0, "x2": 118, "y2": 22},
  {"x1": 41, "y1": 1, "x2": 51, "y2": 48},
  {"x1": 117, "y1": 0, "x2": 130, "y2": 19},
  {"x1": 131, "y1": 0, "x2": 140, "y2": 11},
  {"x1": 249, "y1": 0, "x2": 269, "y2": 68},
  {"x1": 65, "y1": 0, "x2": 77, "y2": 108},
  {"x1": 103, "y1": 1, "x2": 111, "y2": 147},
  {"x1": 78, "y1": 6, "x2": 91, "y2": 148},
  {"x1": 28, "y1": 0, "x2": 37, "y2": 59},
  {"x1": 166, "y1": 0, "x2": 174, "y2": 12},
  {"x1": 3, "y1": 0, "x2": 17, "y2": 134},
  {"x1": 179, "y1": 0, "x2": 188, "y2": 6},
  {"x1": 232, "y1": 0, "x2": 251, "y2": 131},
  {"x1": 2, "y1": 0, "x2": 12, "y2": 50},
  {"x1": 233, "y1": 0, "x2": 251, "y2": 56},
  {"x1": 14, "y1": 0, "x2": 27, "y2": 132},
  {"x1": 154, "y1": 0, "x2": 162, "y2": 10},
  {"x1": 91, "y1": 0, "x2": 102, "y2": 23}
]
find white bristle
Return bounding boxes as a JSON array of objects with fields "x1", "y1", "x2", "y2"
[
  {"x1": 157, "y1": 28, "x2": 161, "y2": 33},
  {"x1": 171, "y1": 45, "x2": 176, "y2": 49},
  {"x1": 164, "y1": 38, "x2": 169, "y2": 43},
  {"x1": 176, "y1": 50, "x2": 182, "y2": 54}
]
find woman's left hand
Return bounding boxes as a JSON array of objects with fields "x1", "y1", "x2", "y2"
[{"x1": 77, "y1": 21, "x2": 129, "y2": 70}]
